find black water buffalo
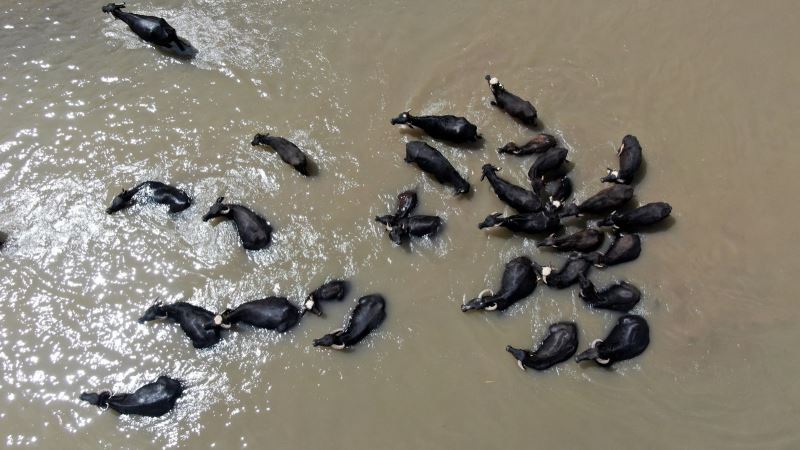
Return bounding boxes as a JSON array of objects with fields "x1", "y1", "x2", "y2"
[
  {"x1": 80, "y1": 376, "x2": 182, "y2": 417},
  {"x1": 532, "y1": 254, "x2": 591, "y2": 289},
  {"x1": 602, "y1": 135, "x2": 642, "y2": 184},
  {"x1": 461, "y1": 256, "x2": 537, "y2": 312},
  {"x1": 304, "y1": 280, "x2": 350, "y2": 316},
  {"x1": 206, "y1": 297, "x2": 304, "y2": 333},
  {"x1": 391, "y1": 111, "x2": 481, "y2": 143},
  {"x1": 251, "y1": 133, "x2": 310, "y2": 175},
  {"x1": 506, "y1": 322, "x2": 578, "y2": 371},
  {"x1": 107, "y1": 181, "x2": 191, "y2": 214},
  {"x1": 478, "y1": 211, "x2": 560, "y2": 235},
  {"x1": 597, "y1": 202, "x2": 672, "y2": 230},
  {"x1": 528, "y1": 147, "x2": 568, "y2": 191},
  {"x1": 375, "y1": 190, "x2": 443, "y2": 245},
  {"x1": 375, "y1": 190, "x2": 418, "y2": 228},
  {"x1": 545, "y1": 176, "x2": 573, "y2": 209},
  {"x1": 202, "y1": 197, "x2": 272, "y2": 250},
  {"x1": 559, "y1": 185, "x2": 634, "y2": 218},
  {"x1": 578, "y1": 274, "x2": 641, "y2": 312},
  {"x1": 138, "y1": 299, "x2": 221, "y2": 349},
  {"x1": 498, "y1": 134, "x2": 557, "y2": 156},
  {"x1": 102, "y1": 3, "x2": 195, "y2": 57},
  {"x1": 385, "y1": 215, "x2": 443, "y2": 245},
  {"x1": 481, "y1": 164, "x2": 543, "y2": 213},
  {"x1": 313, "y1": 294, "x2": 387, "y2": 349},
  {"x1": 404, "y1": 141, "x2": 470, "y2": 195},
  {"x1": 575, "y1": 315, "x2": 650, "y2": 366},
  {"x1": 537, "y1": 228, "x2": 604, "y2": 253},
  {"x1": 587, "y1": 233, "x2": 641, "y2": 267},
  {"x1": 485, "y1": 75, "x2": 537, "y2": 125}
]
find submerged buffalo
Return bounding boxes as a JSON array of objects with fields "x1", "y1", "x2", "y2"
[
  {"x1": 80, "y1": 376, "x2": 183, "y2": 417},
  {"x1": 202, "y1": 197, "x2": 272, "y2": 250},
  {"x1": 461, "y1": 256, "x2": 537, "y2": 312},
  {"x1": 528, "y1": 147, "x2": 569, "y2": 191},
  {"x1": 391, "y1": 111, "x2": 481, "y2": 143},
  {"x1": 533, "y1": 254, "x2": 591, "y2": 289},
  {"x1": 498, "y1": 134, "x2": 557, "y2": 156},
  {"x1": 251, "y1": 133, "x2": 310, "y2": 175},
  {"x1": 559, "y1": 185, "x2": 634, "y2": 218},
  {"x1": 479, "y1": 210, "x2": 560, "y2": 235},
  {"x1": 375, "y1": 190, "x2": 443, "y2": 245},
  {"x1": 602, "y1": 135, "x2": 643, "y2": 184},
  {"x1": 102, "y1": 3, "x2": 196, "y2": 57},
  {"x1": 106, "y1": 181, "x2": 192, "y2": 214},
  {"x1": 404, "y1": 141, "x2": 470, "y2": 195},
  {"x1": 385, "y1": 215, "x2": 443, "y2": 245},
  {"x1": 537, "y1": 228, "x2": 604, "y2": 253},
  {"x1": 485, "y1": 75, "x2": 537, "y2": 125},
  {"x1": 578, "y1": 274, "x2": 641, "y2": 312},
  {"x1": 205, "y1": 297, "x2": 304, "y2": 333},
  {"x1": 304, "y1": 280, "x2": 350, "y2": 317},
  {"x1": 597, "y1": 202, "x2": 672, "y2": 230},
  {"x1": 575, "y1": 315, "x2": 650, "y2": 366},
  {"x1": 375, "y1": 190, "x2": 419, "y2": 228},
  {"x1": 586, "y1": 233, "x2": 641, "y2": 267},
  {"x1": 506, "y1": 322, "x2": 578, "y2": 371},
  {"x1": 139, "y1": 299, "x2": 221, "y2": 349},
  {"x1": 313, "y1": 294, "x2": 386, "y2": 349},
  {"x1": 545, "y1": 176, "x2": 573, "y2": 209},
  {"x1": 481, "y1": 164, "x2": 543, "y2": 213}
]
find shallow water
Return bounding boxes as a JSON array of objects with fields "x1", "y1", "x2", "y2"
[{"x1": 1, "y1": 0, "x2": 799, "y2": 448}]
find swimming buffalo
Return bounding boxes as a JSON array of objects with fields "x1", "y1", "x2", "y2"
[
  {"x1": 587, "y1": 233, "x2": 641, "y2": 267},
  {"x1": 578, "y1": 274, "x2": 641, "y2": 312},
  {"x1": 575, "y1": 315, "x2": 650, "y2": 366},
  {"x1": 461, "y1": 256, "x2": 537, "y2": 312},
  {"x1": 602, "y1": 135, "x2": 642, "y2": 184},
  {"x1": 206, "y1": 297, "x2": 304, "y2": 333},
  {"x1": 485, "y1": 75, "x2": 537, "y2": 125},
  {"x1": 597, "y1": 202, "x2": 672, "y2": 230},
  {"x1": 528, "y1": 147, "x2": 568, "y2": 191},
  {"x1": 537, "y1": 228, "x2": 604, "y2": 253},
  {"x1": 251, "y1": 133, "x2": 310, "y2": 175},
  {"x1": 559, "y1": 185, "x2": 634, "y2": 218},
  {"x1": 545, "y1": 176, "x2": 573, "y2": 209},
  {"x1": 313, "y1": 294, "x2": 387, "y2": 349},
  {"x1": 138, "y1": 299, "x2": 221, "y2": 349},
  {"x1": 80, "y1": 376, "x2": 183, "y2": 417},
  {"x1": 391, "y1": 111, "x2": 481, "y2": 143},
  {"x1": 202, "y1": 197, "x2": 272, "y2": 250},
  {"x1": 304, "y1": 280, "x2": 350, "y2": 316},
  {"x1": 533, "y1": 254, "x2": 591, "y2": 289},
  {"x1": 506, "y1": 322, "x2": 578, "y2": 371},
  {"x1": 404, "y1": 141, "x2": 470, "y2": 195},
  {"x1": 478, "y1": 211, "x2": 560, "y2": 235},
  {"x1": 481, "y1": 164, "x2": 543, "y2": 213},
  {"x1": 102, "y1": 3, "x2": 195, "y2": 57},
  {"x1": 107, "y1": 181, "x2": 191, "y2": 214},
  {"x1": 498, "y1": 134, "x2": 557, "y2": 156}
]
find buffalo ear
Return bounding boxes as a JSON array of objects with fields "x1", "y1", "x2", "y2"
[{"x1": 215, "y1": 197, "x2": 224, "y2": 204}]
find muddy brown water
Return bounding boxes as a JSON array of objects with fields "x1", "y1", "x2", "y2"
[{"x1": 1, "y1": 0, "x2": 799, "y2": 448}]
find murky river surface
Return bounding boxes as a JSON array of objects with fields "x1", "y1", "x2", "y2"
[{"x1": 1, "y1": 0, "x2": 799, "y2": 448}]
